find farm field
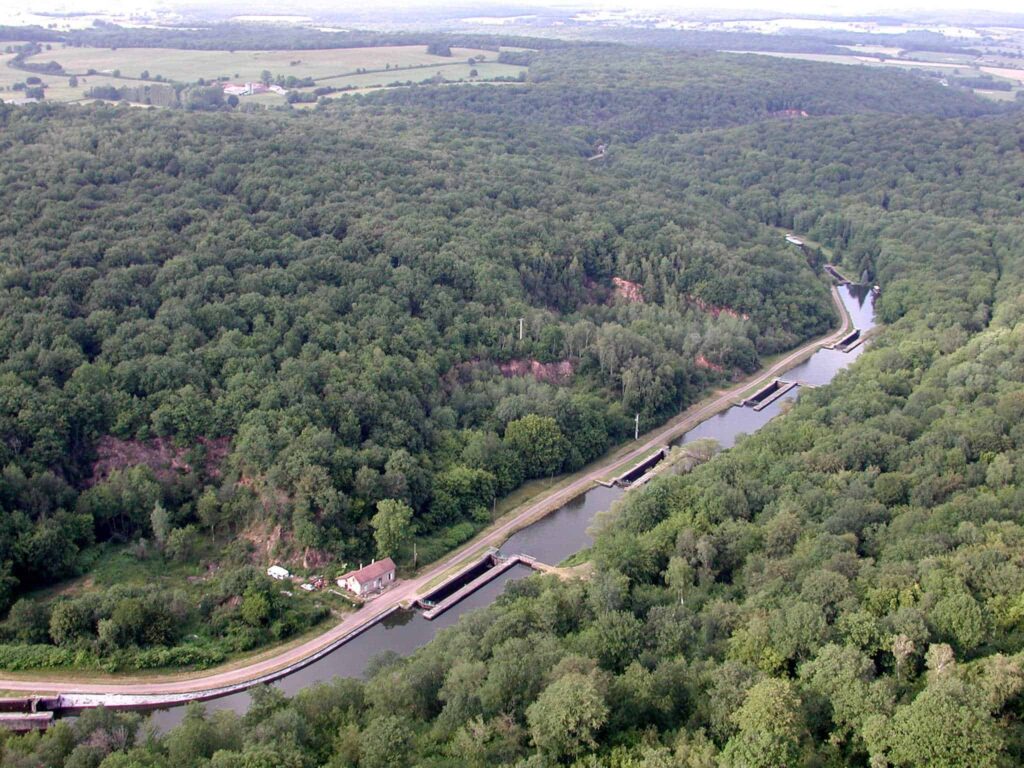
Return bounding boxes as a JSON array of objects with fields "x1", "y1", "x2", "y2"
[
  {"x1": 312, "y1": 61, "x2": 526, "y2": 91},
  {"x1": 287, "y1": 78, "x2": 524, "y2": 108},
  {"x1": 837, "y1": 44, "x2": 904, "y2": 56},
  {"x1": 728, "y1": 50, "x2": 963, "y2": 69},
  {"x1": 728, "y1": 49, "x2": 1023, "y2": 101},
  {"x1": 0, "y1": 50, "x2": 21, "y2": 94},
  {"x1": 0, "y1": 65, "x2": 150, "y2": 104},
  {"x1": 21, "y1": 43, "x2": 505, "y2": 83},
  {"x1": 980, "y1": 65, "x2": 1024, "y2": 84},
  {"x1": 973, "y1": 88, "x2": 1019, "y2": 101},
  {"x1": 899, "y1": 50, "x2": 981, "y2": 65}
]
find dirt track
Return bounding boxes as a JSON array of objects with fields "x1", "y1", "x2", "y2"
[{"x1": 0, "y1": 287, "x2": 852, "y2": 701}]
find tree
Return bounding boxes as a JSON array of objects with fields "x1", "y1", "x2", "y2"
[
  {"x1": 503, "y1": 414, "x2": 568, "y2": 478},
  {"x1": 577, "y1": 609, "x2": 644, "y2": 671},
  {"x1": 800, "y1": 643, "x2": 892, "y2": 746},
  {"x1": 881, "y1": 677, "x2": 1003, "y2": 767},
  {"x1": 68, "y1": 75, "x2": 78, "y2": 88},
  {"x1": 359, "y1": 715, "x2": 413, "y2": 768},
  {"x1": 150, "y1": 501, "x2": 170, "y2": 548},
  {"x1": 49, "y1": 599, "x2": 93, "y2": 647},
  {"x1": 197, "y1": 488, "x2": 222, "y2": 535},
  {"x1": 371, "y1": 499, "x2": 413, "y2": 559},
  {"x1": 721, "y1": 678, "x2": 805, "y2": 768},
  {"x1": 165, "y1": 525, "x2": 199, "y2": 562},
  {"x1": 931, "y1": 592, "x2": 987, "y2": 654},
  {"x1": 430, "y1": 465, "x2": 497, "y2": 526},
  {"x1": 450, "y1": 715, "x2": 526, "y2": 767},
  {"x1": 164, "y1": 703, "x2": 242, "y2": 765},
  {"x1": 99, "y1": 597, "x2": 175, "y2": 648},
  {"x1": 663, "y1": 556, "x2": 695, "y2": 602},
  {"x1": 4, "y1": 598, "x2": 50, "y2": 644},
  {"x1": 526, "y1": 671, "x2": 608, "y2": 760},
  {"x1": 240, "y1": 586, "x2": 274, "y2": 628}
]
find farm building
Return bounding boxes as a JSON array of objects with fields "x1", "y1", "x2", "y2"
[
  {"x1": 222, "y1": 82, "x2": 289, "y2": 97},
  {"x1": 338, "y1": 558, "x2": 396, "y2": 596},
  {"x1": 267, "y1": 565, "x2": 291, "y2": 580}
]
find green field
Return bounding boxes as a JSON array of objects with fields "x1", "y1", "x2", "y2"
[
  {"x1": 900, "y1": 50, "x2": 981, "y2": 65},
  {"x1": 728, "y1": 49, "x2": 1023, "y2": 102},
  {"x1": 728, "y1": 50, "x2": 963, "y2": 71},
  {"x1": 3, "y1": 41, "x2": 154, "y2": 103},
  {"x1": 22, "y1": 43, "x2": 504, "y2": 83},
  {"x1": 6, "y1": 43, "x2": 529, "y2": 106},
  {"x1": 313, "y1": 61, "x2": 526, "y2": 91},
  {"x1": 0, "y1": 66, "x2": 151, "y2": 104}
]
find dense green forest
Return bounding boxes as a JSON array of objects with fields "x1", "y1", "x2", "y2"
[
  {"x1": 6, "y1": 58, "x2": 1024, "y2": 765},
  {"x1": 12, "y1": 89, "x2": 1019, "y2": 765},
  {"x1": 0, "y1": 43, "x2": 987, "y2": 670},
  {"x1": 1, "y1": 32, "x2": 1023, "y2": 763},
  {"x1": 0, "y1": 23, "x2": 565, "y2": 53}
]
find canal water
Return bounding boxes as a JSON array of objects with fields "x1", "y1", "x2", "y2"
[{"x1": 149, "y1": 283, "x2": 874, "y2": 730}]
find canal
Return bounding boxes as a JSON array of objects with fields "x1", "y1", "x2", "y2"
[{"x1": 150, "y1": 283, "x2": 875, "y2": 730}]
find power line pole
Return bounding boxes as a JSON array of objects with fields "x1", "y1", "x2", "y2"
[
  {"x1": 635, "y1": 412, "x2": 640, "y2": 440},
  {"x1": 518, "y1": 317, "x2": 524, "y2": 341}
]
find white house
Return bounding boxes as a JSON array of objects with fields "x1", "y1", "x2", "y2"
[
  {"x1": 337, "y1": 558, "x2": 396, "y2": 596},
  {"x1": 267, "y1": 565, "x2": 291, "y2": 580}
]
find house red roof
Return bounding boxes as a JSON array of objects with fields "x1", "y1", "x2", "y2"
[{"x1": 343, "y1": 558, "x2": 396, "y2": 584}]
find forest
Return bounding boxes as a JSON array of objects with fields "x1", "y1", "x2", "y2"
[
  {"x1": 0, "y1": 30, "x2": 1022, "y2": 765},
  {"x1": 0, "y1": 23, "x2": 562, "y2": 54},
  {"x1": 11, "y1": 83, "x2": 1015, "y2": 768},
  {"x1": 2, "y1": 42, "x2": 981, "y2": 671}
]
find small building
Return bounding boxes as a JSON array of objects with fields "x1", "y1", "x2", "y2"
[
  {"x1": 337, "y1": 558, "x2": 396, "y2": 596},
  {"x1": 785, "y1": 234, "x2": 804, "y2": 246},
  {"x1": 267, "y1": 565, "x2": 290, "y2": 580}
]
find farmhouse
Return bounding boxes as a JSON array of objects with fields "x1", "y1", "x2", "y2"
[{"x1": 338, "y1": 558, "x2": 396, "y2": 596}]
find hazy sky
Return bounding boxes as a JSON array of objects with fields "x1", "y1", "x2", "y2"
[{"x1": 9, "y1": 0, "x2": 1024, "y2": 18}]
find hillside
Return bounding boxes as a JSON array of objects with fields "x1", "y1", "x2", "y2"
[
  {"x1": 0, "y1": 33, "x2": 1018, "y2": 745},
  {"x1": 61, "y1": 103, "x2": 1024, "y2": 768}
]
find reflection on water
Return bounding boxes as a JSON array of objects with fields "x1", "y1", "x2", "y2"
[
  {"x1": 842, "y1": 284, "x2": 876, "y2": 331},
  {"x1": 501, "y1": 484, "x2": 624, "y2": 563},
  {"x1": 148, "y1": 284, "x2": 875, "y2": 731},
  {"x1": 671, "y1": 388, "x2": 799, "y2": 450}
]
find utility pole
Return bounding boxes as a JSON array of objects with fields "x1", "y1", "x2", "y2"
[
  {"x1": 518, "y1": 317, "x2": 524, "y2": 341},
  {"x1": 635, "y1": 412, "x2": 640, "y2": 440}
]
